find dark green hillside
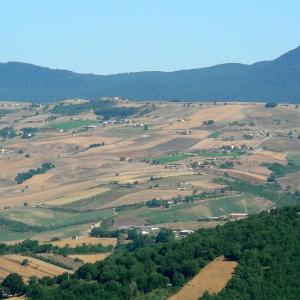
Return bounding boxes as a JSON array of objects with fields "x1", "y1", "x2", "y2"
[
  {"x1": 12, "y1": 206, "x2": 298, "y2": 300},
  {"x1": 1, "y1": 46, "x2": 300, "y2": 103}
]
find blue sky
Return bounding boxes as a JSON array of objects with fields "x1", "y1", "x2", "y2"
[{"x1": 0, "y1": 0, "x2": 299, "y2": 74}]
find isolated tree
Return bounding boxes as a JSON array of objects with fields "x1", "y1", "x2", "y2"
[{"x1": 21, "y1": 258, "x2": 29, "y2": 266}]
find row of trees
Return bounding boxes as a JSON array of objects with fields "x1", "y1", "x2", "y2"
[
  {"x1": 146, "y1": 198, "x2": 169, "y2": 208},
  {"x1": 0, "y1": 239, "x2": 112, "y2": 256},
  {"x1": 15, "y1": 162, "x2": 55, "y2": 184}
]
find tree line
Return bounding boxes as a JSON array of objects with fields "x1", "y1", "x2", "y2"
[{"x1": 15, "y1": 162, "x2": 55, "y2": 184}]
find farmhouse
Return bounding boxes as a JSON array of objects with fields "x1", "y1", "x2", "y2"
[
  {"x1": 179, "y1": 229, "x2": 194, "y2": 237},
  {"x1": 229, "y1": 213, "x2": 248, "y2": 221}
]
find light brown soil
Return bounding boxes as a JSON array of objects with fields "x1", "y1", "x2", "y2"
[
  {"x1": 169, "y1": 256, "x2": 237, "y2": 300},
  {"x1": 256, "y1": 150, "x2": 287, "y2": 162},
  {"x1": 164, "y1": 104, "x2": 252, "y2": 130},
  {"x1": 49, "y1": 237, "x2": 117, "y2": 248},
  {"x1": 68, "y1": 253, "x2": 111, "y2": 263},
  {"x1": 218, "y1": 169, "x2": 267, "y2": 182},
  {"x1": 191, "y1": 138, "x2": 257, "y2": 150},
  {"x1": 0, "y1": 254, "x2": 72, "y2": 282},
  {"x1": 189, "y1": 180, "x2": 225, "y2": 190}
]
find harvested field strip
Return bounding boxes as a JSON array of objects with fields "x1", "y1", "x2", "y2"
[
  {"x1": 63, "y1": 189, "x2": 128, "y2": 209},
  {"x1": 218, "y1": 169, "x2": 267, "y2": 182},
  {"x1": 35, "y1": 253, "x2": 83, "y2": 270},
  {"x1": 149, "y1": 154, "x2": 193, "y2": 164},
  {"x1": 68, "y1": 253, "x2": 111, "y2": 263},
  {"x1": 46, "y1": 187, "x2": 109, "y2": 206},
  {"x1": 169, "y1": 256, "x2": 237, "y2": 300},
  {"x1": 49, "y1": 237, "x2": 117, "y2": 248},
  {"x1": 257, "y1": 150, "x2": 287, "y2": 162},
  {"x1": 149, "y1": 138, "x2": 200, "y2": 152},
  {"x1": 0, "y1": 254, "x2": 71, "y2": 282}
]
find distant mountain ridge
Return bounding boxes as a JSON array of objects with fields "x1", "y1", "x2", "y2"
[{"x1": 0, "y1": 47, "x2": 300, "y2": 103}]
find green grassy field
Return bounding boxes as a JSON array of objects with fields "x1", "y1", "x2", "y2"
[
  {"x1": 0, "y1": 207, "x2": 71, "y2": 226},
  {"x1": 48, "y1": 120, "x2": 97, "y2": 130},
  {"x1": 103, "y1": 127, "x2": 143, "y2": 138},
  {"x1": 208, "y1": 131, "x2": 221, "y2": 138},
  {"x1": 0, "y1": 228, "x2": 34, "y2": 242},
  {"x1": 52, "y1": 209, "x2": 114, "y2": 227},
  {"x1": 197, "y1": 150, "x2": 245, "y2": 157},
  {"x1": 149, "y1": 150, "x2": 245, "y2": 165},
  {"x1": 200, "y1": 194, "x2": 263, "y2": 216},
  {"x1": 151, "y1": 154, "x2": 193, "y2": 164},
  {"x1": 63, "y1": 188, "x2": 133, "y2": 210},
  {"x1": 117, "y1": 194, "x2": 263, "y2": 224},
  {"x1": 287, "y1": 152, "x2": 300, "y2": 166},
  {"x1": 1, "y1": 207, "x2": 113, "y2": 229}
]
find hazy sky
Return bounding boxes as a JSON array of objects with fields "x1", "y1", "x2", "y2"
[{"x1": 1, "y1": 0, "x2": 299, "y2": 74}]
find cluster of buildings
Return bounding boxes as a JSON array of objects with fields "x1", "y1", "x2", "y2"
[
  {"x1": 87, "y1": 222, "x2": 101, "y2": 234},
  {"x1": 118, "y1": 225, "x2": 194, "y2": 239}
]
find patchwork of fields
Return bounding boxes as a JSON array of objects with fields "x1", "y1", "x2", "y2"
[{"x1": 0, "y1": 100, "x2": 299, "y2": 244}]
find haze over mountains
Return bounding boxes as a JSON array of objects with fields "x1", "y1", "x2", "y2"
[{"x1": 0, "y1": 46, "x2": 300, "y2": 103}]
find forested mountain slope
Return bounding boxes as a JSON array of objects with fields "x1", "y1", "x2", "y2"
[{"x1": 0, "y1": 47, "x2": 300, "y2": 103}]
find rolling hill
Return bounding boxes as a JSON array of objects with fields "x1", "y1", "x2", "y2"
[{"x1": 0, "y1": 46, "x2": 300, "y2": 103}]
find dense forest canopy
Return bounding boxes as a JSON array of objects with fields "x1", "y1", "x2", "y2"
[
  {"x1": 1, "y1": 206, "x2": 297, "y2": 299},
  {"x1": 0, "y1": 47, "x2": 300, "y2": 103}
]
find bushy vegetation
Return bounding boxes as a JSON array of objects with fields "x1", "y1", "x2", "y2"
[
  {"x1": 15, "y1": 162, "x2": 55, "y2": 184},
  {"x1": 50, "y1": 100, "x2": 114, "y2": 116},
  {"x1": 203, "y1": 119, "x2": 214, "y2": 125},
  {"x1": 0, "y1": 109, "x2": 14, "y2": 117},
  {"x1": 21, "y1": 127, "x2": 38, "y2": 139},
  {"x1": 243, "y1": 134, "x2": 254, "y2": 140},
  {"x1": 17, "y1": 206, "x2": 300, "y2": 300},
  {"x1": 0, "y1": 127, "x2": 16, "y2": 139},
  {"x1": 87, "y1": 142, "x2": 105, "y2": 149},
  {"x1": 262, "y1": 162, "x2": 300, "y2": 182},
  {"x1": 146, "y1": 198, "x2": 169, "y2": 208},
  {"x1": 219, "y1": 161, "x2": 234, "y2": 169},
  {"x1": 125, "y1": 228, "x2": 175, "y2": 251},
  {"x1": 94, "y1": 106, "x2": 139, "y2": 120},
  {"x1": 265, "y1": 102, "x2": 278, "y2": 108},
  {"x1": 208, "y1": 131, "x2": 220, "y2": 138},
  {"x1": 181, "y1": 190, "x2": 225, "y2": 203},
  {"x1": 90, "y1": 228, "x2": 121, "y2": 238},
  {"x1": 1, "y1": 273, "x2": 26, "y2": 297}
]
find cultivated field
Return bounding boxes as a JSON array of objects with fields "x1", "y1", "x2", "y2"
[
  {"x1": 0, "y1": 254, "x2": 71, "y2": 282},
  {"x1": 68, "y1": 253, "x2": 111, "y2": 263},
  {"x1": 0, "y1": 100, "x2": 299, "y2": 243},
  {"x1": 169, "y1": 256, "x2": 238, "y2": 300},
  {"x1": 49, "y1": 237, "x2": 117, "y2": 248}
]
